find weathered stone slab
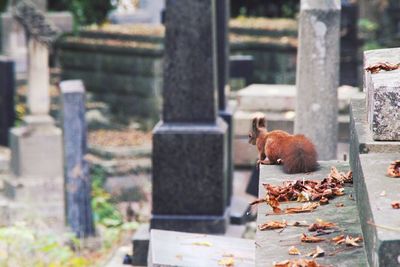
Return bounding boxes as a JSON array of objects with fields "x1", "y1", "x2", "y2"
[
  {"x1": 149, "y1": 229, "x2": 255, "y2": 267},
  {"x1": 256, "y1": 161, "x2": 367, "y2": 266},
  {"x1": 353, "y1": 153, "x2": 400, "y2": 267},
  {"x1": 366, "y1": 69, "x2": 400, "y2": 140},
  {"x1": 363, "y1": 48, "x2": 400, "y2": 125},
  {"x1": 237, "y1": 84, "x2": 364, "y2": 113}
]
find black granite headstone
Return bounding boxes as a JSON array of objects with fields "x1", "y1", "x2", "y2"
[
  {"x1": 0, "y1": 57, "x2": 15, "y2": 147},
  {"x1": 152, "y1": 0, "x2": 228, "y2": 234},
  {"x1": 60, "y1": 80, "x2": 95, "y2": 238},
  {"x1": 215, "y1": 0, "x2": 233, "y2": 207}
]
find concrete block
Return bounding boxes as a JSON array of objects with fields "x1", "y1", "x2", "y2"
[
  {"x1": 132, "y1": 223, "x2": 150, "y2": 266},
  {"x1": 3, "y1": 176, "x2": 64, "y2": 202},
  {"x1": 9, "y1": 122, "x2": 63, "y2": 178},
  {"x1": 149, "y1": 229, "x2": 255, "y2": 267},
  {"x1": 236, "y1": 84, "x2": 364, "y2": 113}
]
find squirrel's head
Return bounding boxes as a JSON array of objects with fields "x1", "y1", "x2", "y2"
[{"x1": 248, "y1": 114, "x2": 266, "y2": 145}]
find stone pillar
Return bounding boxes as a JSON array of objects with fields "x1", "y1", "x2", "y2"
[
  {"x1": 294, "y1": 0, "x2": 340, "y2": 160},
  {"x1": 60, "y1": 80, "x2": 95, "y2": 237},
  {"x1": 0, "y1": 57, "x2": 15, "y2": 147},
  {"x1": 27, "y1": 39, "x2": 50, "y2": 115},
  {"x1": 151, "y1": 0, "x2": 228, "y2": 234},
  {"x1": 216, "y1": 0, "x2": 233, "y2": 207}
]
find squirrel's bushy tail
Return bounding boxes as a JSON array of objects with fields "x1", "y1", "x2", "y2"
[{"x1": 281, "y1": 135, "x2": 318, "y2": 174}]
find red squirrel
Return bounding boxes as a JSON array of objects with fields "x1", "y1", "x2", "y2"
[{"x1": 248, "y1": 115, "x2": 318, "y2": 174}]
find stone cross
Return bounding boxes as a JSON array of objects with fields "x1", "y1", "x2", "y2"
[
  {"x1": 60, "y1": 80, "x2": 95, "y2": 237},
  {"x1": 13, "y1": 0, "x2": 58, "y2": 116},
  {"x1": 152, "y1": 0, "x2": 228, "y2": 234},
  {"x1": 0, "y1": 57, "x2": 16, "y2": 147},
  {"x1": 294, "y1": 0, "x2": 340, "y2": 160}
]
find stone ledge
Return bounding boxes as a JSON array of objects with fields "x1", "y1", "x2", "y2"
[
  {"x1": 256, "y1": 161, "x2": 367, "y2": 266},
  {"x1": 353, "y1": 153, "x2": 400, "y2": 267},
  {"x1": 349, "y1": 98, "x2": 400, "y2": 155}
]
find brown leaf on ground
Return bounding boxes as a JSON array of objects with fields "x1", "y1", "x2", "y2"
[
  {"x1": 345, "y1": 235, "x2": 363, "y2": 247},
  {"x1": 286, "y1": 203, "x2": 319, "y2": 214},
  {"x1": 274, "y1": 258, "x2": 320, "y2": 267},
  {"x1": 387, "y1": 160, "x2": 400, "y2": 178},
  {"x1": 335, "y1": 203, "x2": 344, "y2": 208},
  {"x1": 249, "y1": 198, "x2": 266, "y2": 206},
  {"x1": 319, "y1": 197, "x2": 329, "y2": 205},
  {"x1": 331, "y1": 235, "x2": 345, "y2": 245},
  {"x1": 306, "y1": 246, "x2": 325, "y2": 258},
  {"x1": 328, "y1": 167, "x2": 353, "y2": 184},
  {"x1": 365, "y1": 62, "x2": 400, "y2": 74},
  {"x1": 308, "y1": 220, "x2": 336, "y2": 232},
  {"x1": 259, "y1": 221, "x2": 287, "y2": 231},
  {"x1": 301, "y1": 234, "x2": 325, "y2": 243},
  {"x1": 392, "y1": 202, "x2": 400, "y2": 209},
  {"x1": 218, "y1": 257, "x2": 234, "y2": 266},
  {"x1": 288, "y1": 246, "x2": 301, "y2": 255}
]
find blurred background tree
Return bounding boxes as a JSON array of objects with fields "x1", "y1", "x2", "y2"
[
  {"x1": 49, "y1": 0, "x2": 113, "y2": 26},
  {"x1": 231, "y1": 0, "x2": 299, "y2": 18}
]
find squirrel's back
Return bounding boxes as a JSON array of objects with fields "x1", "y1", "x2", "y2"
[{"x1": 280, "y1": 134, "x2": 318, "y2": 174}]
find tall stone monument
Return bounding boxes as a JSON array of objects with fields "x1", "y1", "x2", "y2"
[
  {"x1": 60, "y1": 80, "x2": 95, "y2": 237},
  {"x1": 6, "y1": 1, "x2": 65, "y2": 227},
  {"x1": 0, "y1": 57, "x2": 15, "y2": 147},
  {"x1": 294, "y1": 0, "x2": 341, "y2": 160},
  {"x1": 151, "y1": 0, "x2": 228, "y2": 234},
  {"x1": 215, "y1": 0, "x2": 233, "y2": 207}
]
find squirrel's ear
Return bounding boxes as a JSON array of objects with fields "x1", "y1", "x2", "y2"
[{"x1": 256, "y1": 116, "x2": 266, "y2": 129}]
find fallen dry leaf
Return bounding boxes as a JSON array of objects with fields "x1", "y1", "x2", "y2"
[
  {"x1": 306, "y1": 246, "x2": 325, "y2": 258},
  {"x1": 274, "y1": 258, "x2": 320, "y2": 267},
  {"x1": 286, "y1": 203, "x2": 319, "y2": 214},
  {"x1": 387, "y1": 160, "x2": 400, "y2": 178},
  {"x1": 259, "y1": 221, "x2": 287, "y2": 231},
  {"x1": 345, "y1": 235, "x2": 363, "y2": 247},
  {"x1": 391, "y1": 202, "x2": 400, "y2": 209},
  {"x1": 218, "y1": 257, "x2": 234, "y2": 266},
  {"x1": 301, "y1": 234, "x2": 325, "y2": 243},
  {"x1": 319, "y1": 197, "x2": 329, "y2": 205},
  {"x1": 335, "y1": 203, "x2": 344, "y2": 208},
  {"x1": 365, "y1": 62, "x2": 400, "y2": 73},
  {"x1": 288, "y1": 246, "x2": 301, "y2": 255},
  {"x1": 328, "y1": 167, "x2": 353, "y2": 184},
  {"x1": 308, "y1": 220, "x2": 336, "y2": 232},
  {"x1": 192, "y1": 241, "x2": 212, "y2": 247},
  {"x1": 331, "y1": 235, "x2": 345, "y2": 245}
]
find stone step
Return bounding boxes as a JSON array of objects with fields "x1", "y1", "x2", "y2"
[
  {"x1": 256, "y1": 161, "x2": 367, "y2": 266},
  {"x1": 236, "y1": 84, "x2": 364, "y2": 113},
  {"x1": 148, "y1": 229, "x2": 255, "y2": 267},
  {"x1": 88, "y1": 144, "x2": 152, "y2": 160},
  {"x1": 354, "y1": 153, "x2": 400, "y2": 266},
  {"x1": 86, "y1": 154, "x2": 151, "y2": 176}
]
